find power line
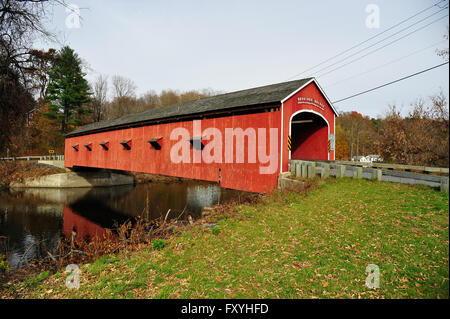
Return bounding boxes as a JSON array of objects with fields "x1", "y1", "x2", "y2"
[
  {"x1": 316, "y1": 13, "x2": 448, "y2": 78},
  {"x1": 332, "y1": 61, "x2": 449, "y2": 104},
  {"x1": 326, "y1": 39, "x2": 448, "y2": 87},
  {"x1": 286, "y1": 0, "x2": 448, "y2": 80},
  {"x1": 313, "y1": 8, "x2": 448, "y2": 77}
]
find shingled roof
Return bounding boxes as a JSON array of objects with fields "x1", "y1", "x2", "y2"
[{"x1": 67, "y1": 78, "x2": 315, "y2": 137}]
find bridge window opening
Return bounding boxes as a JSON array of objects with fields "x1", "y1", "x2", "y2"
[
  {"x1": 100, "y1": 141, "x2": 109, "y2": 150},
  {"x1": 84, "y1": 143, "x2": 92, "y2": 151},
  {"x1": 148, "y1": 137, "x2": 162, "y2": 150},
  {"x1": 290, "y1": 112, "x2": 329, "y2": 161},
  {"x1": 188, "y1": 136, "x2": 205, "y2": 150},
  {"x1": 120, "y1": 140, "x2": 132, "y2": 150},
  {"x1": 72, "y1": 144, "x2": 79, "y2": 151}
]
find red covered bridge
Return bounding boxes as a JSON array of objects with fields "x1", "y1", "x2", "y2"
[{"x1": 65, "y1": 78, "x2": 338, "y2": 193}]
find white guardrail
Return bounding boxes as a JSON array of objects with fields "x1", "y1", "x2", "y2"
[
  {"x1": 289, "y1": 159, "x2": 449, "y2": 193},
  {"x1": 0, "y1": 155, "x2": 64, "y2": 161}
]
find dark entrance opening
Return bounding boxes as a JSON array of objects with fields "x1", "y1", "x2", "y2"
[{"x1": 290, "y1": 112, "x2": 329, "y2": 160}]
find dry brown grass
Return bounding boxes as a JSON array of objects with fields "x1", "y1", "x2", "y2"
[{"x1": 0, "y1": 161, "x2": 65, "y2": 188}]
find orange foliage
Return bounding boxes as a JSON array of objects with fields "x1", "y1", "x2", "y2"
[
  {"x1": 335, "y1": 134, "x2": 350, "y2": 160},
  {"x1": 376, "y1": 93, "x2": 449, "y2": 167},
  {"x1": 27, "y1": 103, "x2": 65, "y2": 154}
]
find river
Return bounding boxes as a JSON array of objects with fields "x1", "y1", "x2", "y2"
[{"x1": 0, "y1": 180, "x2": 246, "y2": 270}]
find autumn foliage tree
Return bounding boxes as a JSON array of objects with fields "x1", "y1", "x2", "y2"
[
  {"x1": 336, "y1": 111, "x2": 378, "y2": 160},
  {"x1": 27, "y1": 102, "x2": 64, "y2": 154},
  {"x1": 376, "y1": 92, "x2": 449, "y2": 167},
  {"x1": 335, "y1": 132, "x2": 350, "y2": 160}
]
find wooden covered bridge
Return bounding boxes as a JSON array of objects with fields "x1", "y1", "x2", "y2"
[{"x1": 64, "y1": 78, "x2": 338, "y2": 193}]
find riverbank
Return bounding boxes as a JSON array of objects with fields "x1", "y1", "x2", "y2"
[
  {"x1": 0, "y1": 161, "x2": 65, "y2": 189},
  {"x1": 0, "y1": 161, "x2": 187, "y2": 189},
  {"x1": 1, "y1": 178, "x2": 448, "y2": 299}
]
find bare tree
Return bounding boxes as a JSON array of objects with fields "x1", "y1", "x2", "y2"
[
  {"x1": 1, "y1": 0, "x2": 53, "y2": 87},
  {"x1": 1, "y1": 0, "x2": 54, "y2": 154},
  {"x1": 106, "y1": 75, "x2": 137, "y2": 119},
  {"x1": 103, "y1": 86, "x2": 222, "y2": 120},
  {"x1": 111, "y1": 75, "x2": 136, "y2": 99},
  {"x1": 90, "y1": 74, "x2": 108, "y2": 122},
  {"x1": 140, "y1": 89, "x2": 160, "y2": 109}
]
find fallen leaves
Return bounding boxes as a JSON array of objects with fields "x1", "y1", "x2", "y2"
[{"x1": 2, "y1": 179, "x2": 448, "y2": 299}]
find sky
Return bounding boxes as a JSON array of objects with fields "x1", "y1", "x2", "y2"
[{"x1": 37, "y1": 0, "x2": 449, "y2": 118}]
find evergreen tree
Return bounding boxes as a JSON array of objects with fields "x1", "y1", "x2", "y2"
[{"x1": 44, "y1": 46, "x2": 91, "y2": 133}]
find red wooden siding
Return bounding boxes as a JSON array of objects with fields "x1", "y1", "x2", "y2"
[
  {"x1": 64, "y1": 80, "x2": 336, "y2": 193},
  {"x1": 65, "y1": 110, "x2": 281, "y2": 193}
]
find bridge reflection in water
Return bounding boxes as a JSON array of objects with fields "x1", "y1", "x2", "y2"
[{"x1": 0, "y1": 181, "x2": 246, "y2": 269}]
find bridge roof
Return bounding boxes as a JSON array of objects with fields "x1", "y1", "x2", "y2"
[{"x1": 67, "y1": 77, "x2": 315, "y2": 137}]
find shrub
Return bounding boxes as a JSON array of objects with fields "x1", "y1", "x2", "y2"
[
  {"x1": 152, "y1": 239, "x2": 166, "y2": 251},
  {"x1": 0, "y1": 255, "x2": 10, "y2": 273}
]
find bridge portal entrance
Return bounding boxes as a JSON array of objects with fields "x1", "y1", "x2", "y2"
[{"x1": 289, "y1": 111, "x2": 329, "y2": 161}]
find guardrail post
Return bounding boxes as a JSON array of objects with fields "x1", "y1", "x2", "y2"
[
  {"x1": 441, "y1": 177, "x2": 449, "y2": 193},
  {"x1": 301, "y1": 162, "x2": 307, "y2": 178},
  {"x1": 353, "y1": 167, "x2": 363, "y2": 179},
  {"x1": 290, "y1": 161, "x2": 296, "y2": 174},
  {"x1": 307, "y1": 162, "x2": 316, "y2": 178},
  {"x1": 376, "y1": 169, "x2": 382, "y2": 181},
  {"x1": 321, "y1": 164, "x2": 330, "y2": 179},
  {"x1": 336, "y1": 165, "x2": 346, "y2": 178},
  {"x1": 295, "y1": 162, "x2": 301, "y2": 178}
]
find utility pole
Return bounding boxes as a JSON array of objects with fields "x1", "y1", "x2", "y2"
[{"x1": 356, "y1": 131, "x2": 360, "y2": 158}]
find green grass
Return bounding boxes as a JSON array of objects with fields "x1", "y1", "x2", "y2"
[
  {"x1": 152, "y1": 239, "x2": 167, "y2": 251},
  {"x1": 7, "y1": 179, "x2": 450, "y2": 299},
  {"x1": 24, "y1": 271, "x2": 51, "y2": 288}
]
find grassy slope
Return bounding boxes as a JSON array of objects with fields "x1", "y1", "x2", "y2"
[{"x1": 6, "y1": 179, "x2": 449, "y2": 299}]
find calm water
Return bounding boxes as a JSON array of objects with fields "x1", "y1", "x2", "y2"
[{"x1": 0, "y1": 181, "x2": 245, "y2": 270}]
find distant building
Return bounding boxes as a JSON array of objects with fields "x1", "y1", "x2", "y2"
[
  {"x1": 367, "y1": 154, "x2": 383, "y2": 162},
  {"x1": 352, "y1": 155, "x2": 383, "y2": 163}
]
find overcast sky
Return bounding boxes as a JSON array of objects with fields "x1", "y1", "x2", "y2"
[{"x1": 38, "y1": 0, "x2": 449, "y2": 118}]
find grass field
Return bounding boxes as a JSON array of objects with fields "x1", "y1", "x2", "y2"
[{"x1": 3, "y1": 178, "x2": 449, "y2": 299}]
